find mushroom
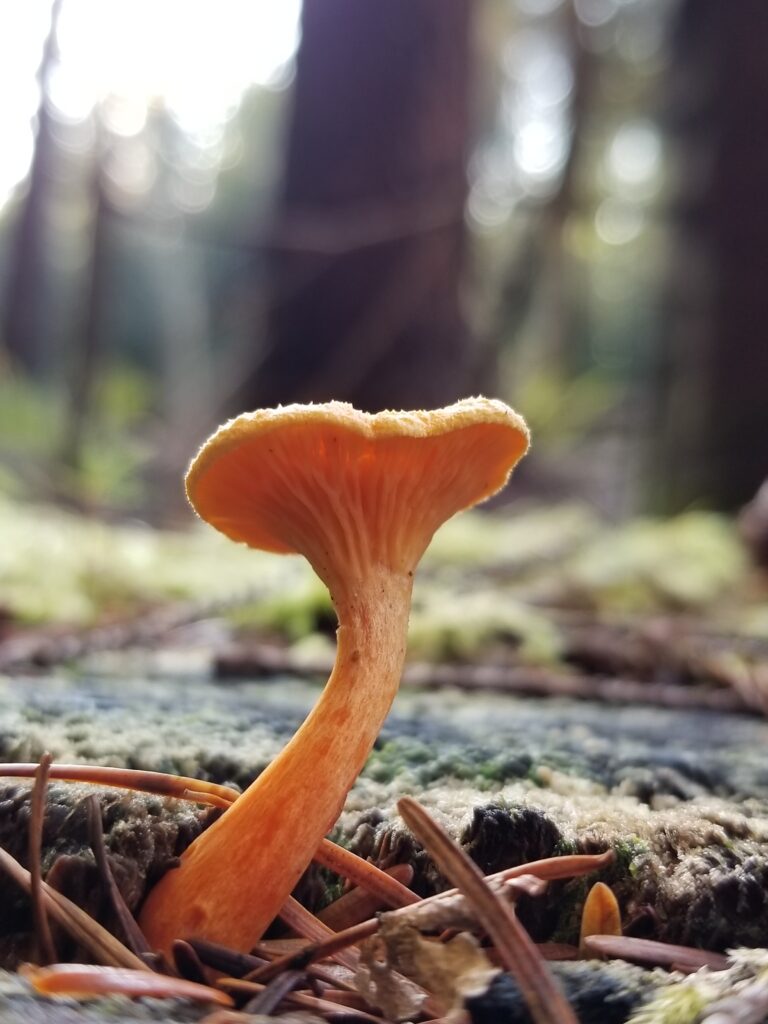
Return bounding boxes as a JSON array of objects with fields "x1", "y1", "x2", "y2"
[{"x1": 139, "y1": 398, "x2": 529, "y2": 956}]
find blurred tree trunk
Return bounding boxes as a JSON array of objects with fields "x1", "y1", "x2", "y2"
[
  {"x1": 659, "y1": 0, "x2": 768, "y2": 510},
  {"x1": 60, "y1": 143, "x2": 109, "y2": 478},
  {"x1": 234, "y1": 0, "x2": 477, "y2": 414},
  {"x1": 1, "y1": 0, "x2": 62, "y2": 375}
]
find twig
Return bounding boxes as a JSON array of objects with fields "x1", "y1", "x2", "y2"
[
  {"x1": 0, "y1": 595, "x2": 241, "y2": 673},
  {"x1": 29, "y1": 752, "x2": 56, "y2": 965},
  {"x1": 397, "y1": 796, "x2": 577, "y2": 1024},
  {"x1": 215, "y1": 643, "x2": 749, "y2": 713},
  {"x1": 85, "y1": 795, "x2": 152, "y2": 956},
  {"x1": 0, "y1": 843, "x2": 149, "y2": 970}
]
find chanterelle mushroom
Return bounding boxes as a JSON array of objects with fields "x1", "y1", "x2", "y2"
[{"x1": 139, "y1": 399, "x2": 529, "y2": 956}]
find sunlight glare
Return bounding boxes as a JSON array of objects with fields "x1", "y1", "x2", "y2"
[{"x1": 0, "y1": 0, "x2": 301, "y2": 208}]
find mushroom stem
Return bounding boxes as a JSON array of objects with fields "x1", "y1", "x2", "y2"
[{"x1": 139, "y1": 567, "x2": 413, "y2": 956}]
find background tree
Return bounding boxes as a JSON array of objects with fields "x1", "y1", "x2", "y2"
[
  {"x1": 233, "y1": 0, "x2": 478, "y2": 413},
  {"x1": 1, "y1": 0, "x2": 62, "y2": 374},
  {"x1": 659, "y1": 0, "x2": 768, "y2": 510}
]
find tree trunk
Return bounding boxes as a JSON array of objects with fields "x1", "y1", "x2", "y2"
[
  {"x1": 233, "y1": 0, "x2": 476, "y2": 414},
  {"x1": 659, "y1": 0, "x2": 768, "y2": 510},
  {"x1": 1, "y1": 0, "x2": 62, "y2": 375}
]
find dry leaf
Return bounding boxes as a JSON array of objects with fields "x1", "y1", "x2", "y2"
[
  {"x1": 357, "y1": 915, "x2": 499, "y2": 1019},
  {"x1": 355, "y1": 932, "x2": 428, "y2": 1022},
  {"x1": 386, "y1": 916, "x2": 499, "y2": 1014}
]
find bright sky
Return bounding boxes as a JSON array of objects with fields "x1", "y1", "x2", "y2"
[{"x1": 0, "y1": 0, "x2": 302, "y2": 209}]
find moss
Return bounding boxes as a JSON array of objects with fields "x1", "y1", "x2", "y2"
[
  {"x1": 611, "y1": 835, "x2": 650, "y2": 878},
  {"x1": 549, "y1": 875, "x2": 592, "y2": 944},
  {"x1": 228, "y1": 575, "x2": 334, "y2": 639},
  {"x1": 408, "y1": 586, "x2": 564, "y2": 664},
  {"x1": 627, "y1": 985, "x2": 709, "y2": 1024},
  {"x1": 364, "y1": 737, "x2": 536, "y2": 788},
  {"x1": 564, "y1": 512, "x2": 746, "y2": 613}
]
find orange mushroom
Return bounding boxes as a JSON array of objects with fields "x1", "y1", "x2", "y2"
[{"x1": 139, "y1": 399, "x2": 529, "y2": 956}]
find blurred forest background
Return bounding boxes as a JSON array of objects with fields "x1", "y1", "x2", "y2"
[{"x1": 1, "y1": 0, "x2": 767, "y2": 524}]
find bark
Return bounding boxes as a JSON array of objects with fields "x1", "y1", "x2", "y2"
[{"x1": 234, "y1": 0, "x2": 477, "y2": 414}]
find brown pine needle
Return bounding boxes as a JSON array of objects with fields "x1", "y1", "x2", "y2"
[
  {"x1": 318, "y1": 863, "x2": 415, "y2": 930},
  {"x1": 241, "y1": 968, "x2": 304, "y2": 1015},
  {"x1": 505, "y1": 874, "x2": 549, "y2": 899},
  {"x1": 310, "y1": 988, "x2": 383, "y2": 1013},
  {"x1": 242, "y1": 849, "x2": 615, "y2": 984},
  {"x1": 0, "y1": 843, "x2": 149, "y2": 971},
  {"x1": 218, "y1": 977, "x2": 386, "y2": 1022},
  {"x1": 0, "y1": 763, "x2": 239, "y2": 808},
  {"x1": 278, "y1": 896, "x2": 359, "y2": 971},
  {"x1": 397, "y1": 796, "x2": 578, "y2": 1024},
  {"x1": 246, "y1": 920, "x2": 379, "y2": 984},
  {"x1": 502, "y1": 850, "x2": 615, "y2": 882},
  {"x1": 187, "y1": 938, "x2": 269, "y2": 977},
  {"x1": 85, "y1": 795, "x2": 152, "y2": 957},
  {"x1": 172, "y1": 939, "x2": 209, "y2": 984},
  {"x1": 581, "y1": 935, "x2": 730, "y2": 972},
  {"x1": 314, "y1": 838, "x2": 419, "y2": 909},
  {"x1": 579, "y1": 882, "x2": 622, "y2": 954},
  {"x1": 29, "y1": 752, "x2": 56, "y2": 965},
  {"x1": 23, "y1": 963, "x2": 233, "y2": 1006}
]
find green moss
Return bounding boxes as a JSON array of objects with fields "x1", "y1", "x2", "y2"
[
  {"x1": 549, "y1": 876, "x2": 591, "y2": 944},
  {"x1": 627, "y1": 985, "x2": 709, "y2": 1024},
  {"x1": 229, "y1": 575, "x2": 333, "y2": 639},
  {"x1": 611, "y1": 835, "x2": 650, "y2": 878},
  {"x1": 565, "y1": 512, "x2": 746, "y2": 612},
  {"x1": 408, "y1": 586, "x2": 563, "y2": 664}
]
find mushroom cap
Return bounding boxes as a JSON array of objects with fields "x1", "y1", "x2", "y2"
[{"x1": 186, "y1": 398, "x2": 529, "y2": 585}]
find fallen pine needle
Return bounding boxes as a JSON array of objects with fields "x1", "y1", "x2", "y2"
[
  {"x1": 85, "y1": 795, "x2": 152, "y2": 957},
  {"x1": 245, "y1": 920, "x2": 379, "y2": 984},
  {"x1": 581, "y1": 934, "x2": 730, "y2": 972},
  {"x1": 22, "y1": 964, "x2": 233, "y2": 1006},
  {"x1": 241, "y1": 968, "x2": 304, "y2": 1015},
  {"x1": 277, "y1": 896, "x2": 359, "y2": 972},
  {"x1": 172, "y1": 939, "x2": 209, "y2": 985},
  {"x1": 0, "y1": 763, "x2": 239, "y2": 809},
  {"x1": 397, "y1": 795, "x2": 578, "y2": 1024},
  {"x1": 187, "y1": 938, "x2": 268, "y2": 977},
  {"x1": 29, "y1": 753, "x2": 56, "y2": 965},
  {"x1": 0, "y1": 843, "x2": 148, "y2": 971},
  {"x1": 314, "y1": 838, "x2": 419, "y2": 909},
  {"x1": 239, "y1": 849, "x2": 615, "y2": 983},
  {"x1": 218, "y1": 977, "x2": 386, "y2": 1022},
  {"x1": 317, "y1": 863, "x2": 415, "y2": 930}
]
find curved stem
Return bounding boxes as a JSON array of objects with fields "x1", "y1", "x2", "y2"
[{"x1": 139, "y1": 567, "x2": 413, "y2": 956}]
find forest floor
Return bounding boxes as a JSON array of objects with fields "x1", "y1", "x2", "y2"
[{"x1": 1, "y1": 498, "x2": 767, "y2": 1023}]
